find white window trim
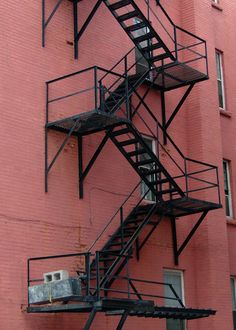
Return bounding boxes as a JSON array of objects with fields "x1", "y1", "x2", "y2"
[
  {"x1": 223, "y1": 160, "x2": 233, "y2": 218},
  {"x1": 212, "y1": 0, "x2": 219, "y2": 4},
  {"x1": 164, "y1": 269, "x2": 185, "y2": 306},
  {"x1": 216, "y1": 50, "x2": 225, "y2": 110},
  {"x1": 231, "y1": 277, "x2": 236, "y2": 310}
]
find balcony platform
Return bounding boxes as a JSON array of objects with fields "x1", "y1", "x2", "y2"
[
  {"x1": 151, "y1": 62, "x2": 208, "y2": 91},
  {"x1": 27, "y1": 297, "x2": 215, "y2": 321},
  {"x1": 47, "y1": 111, "x2": 127, "y2": 136}
]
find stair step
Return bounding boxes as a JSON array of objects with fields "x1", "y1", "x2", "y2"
[
  {"x1": 156, "y1": 188, "x2": 177, "y2": 195},
  {"x1": 127, "y1": 149, "x2": 147, "y2": 158},
  {"x1": 140, "y1": 168, "x2": 161, "y2": 176},
  {"x1": 119, "y1": 138, "x2": 138, "y2": 146},
  {"x1": 112, "y1": 128, "x2": 131, "y2": 136},
  {"x1": 134, "y1": 32, "x2": 155, "y2": 44},
  {"x1": 154, "y1": 178, "x2": 170, "y2": 185},
  {"x1": 149, "y1": 53, "x2": 170, "y2": 63},
  {"x1": 99, "y1": 257, "x2": 116, "y2": 262},
  {"x1": 135, "y1": 159, "x2": 153, "y2": 167},
  {"x1": 108, "y1": 0, "x2": 131, "y2": 11},
  {"x1": 125, "y1": 21, "x2": 147, "y2": 32},
  {"x1": 101, "y1": 249, "x2": 123, "y2": 255},
  {"x1": 142, "y1": 43, "x2": 162, "y2": 52},
  {"x1": 114, "y1": 232, "x2": 134, "y2": 238},
  {"x1": 117, "y1": 11, "x2": 139, "y2": 22},
  {"x1": 108, "y1": 241, "x2": 128, "y2": 247}
]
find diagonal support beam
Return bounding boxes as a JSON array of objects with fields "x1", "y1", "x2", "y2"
[
  {"x1": 42, "y1": 0, "x2": 64, "y2": 47},
  {"x1": 116, "y1": 310, "x2": 129, "y2": 330},
  {"x1": 84, "y1": 308, "x2": 97, "y2": 330},
  {"x1": 45, "y1": 119, "x2": 79, "y2": 192},
  {"x1": 74, "y1": 0, "x2": 103, "y2": 58},
  {"x1": 79, "y1": 131, "x2": 110, "y2": 198},
  {"x1": 172, "y1": 211, "x2": 208, "y2": 265},
  {"x1": 165, "y1": 83, "x2": 195, "y2": 130}
]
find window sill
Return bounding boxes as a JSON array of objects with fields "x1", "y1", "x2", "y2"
[
  {"x1": 220, "y1": 109, "x2": 232, "y2": 118},
  {"x1": 227, "y1": 218, "x2": 236, "y2": 226},
  {"x1": 212, "y1": 2, "x2": 223, "y2": 11}
]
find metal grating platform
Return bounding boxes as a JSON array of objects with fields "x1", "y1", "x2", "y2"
[
  {"x1": 153, "y1": 62, "x2": 208, "y2": 91},
  {"x1": 47, "y1": 111, "x2": 128, "y2": 136},
  {"x1": 27, "y1": 297, "x2": 215, "y2": 320}
]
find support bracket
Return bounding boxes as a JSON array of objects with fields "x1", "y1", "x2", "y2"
[
  {"x1": 171, "y1": 211, "x2": 208, "y2": 265},
  {"x1": 116, "y1": 310, "x2": 129, "y2": 330},
  {"x1": 84, "y1": 308, "x2": 97, "y2": 330},
  {"x1": 78, "y1": 131, "x2": 110, "y2": 198}
]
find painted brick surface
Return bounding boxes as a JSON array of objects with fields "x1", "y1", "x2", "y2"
[{"x1": 0, "y1": 0, "x2": 235, "y2": 329}]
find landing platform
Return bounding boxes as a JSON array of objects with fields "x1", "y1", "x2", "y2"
[
  {"x1": 139, "y1": 197, "x2": 221, "y2": 217},
  {"x1": 47, "y1": 111, "x2": 127, "y2": 136},
  {"x1": 27, "y1": 297, "x2": 215, "y2": 320},
  {"x1": 151, "y1": 62, "x2": 208, "y2": 91}
]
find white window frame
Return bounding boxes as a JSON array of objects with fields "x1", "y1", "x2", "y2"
[
  {"x1": 223, "y1": 160, "x2": 233, "y2": 218},
  {"x1": 140, "y1": 135, "x2": 156, "y2": 203},
  {"x1": 216, "y1": 50, "x2": 225, "y2": 109},
  {"x1": 231, "y1": 277, "x2": 236, "y2": 310},
  {"x1": 164, "y1": 269, "x2": 186, "y2": 330},
  {"x1": 212, "y1": 0, "x2": 219, "y2": 4}
]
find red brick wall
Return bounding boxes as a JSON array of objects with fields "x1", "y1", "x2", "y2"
[{"x1": 0, "y1": 0, "x2": 235, "y2": 329}]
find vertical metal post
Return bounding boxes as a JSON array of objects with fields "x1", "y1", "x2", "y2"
[
  {"x1": 96, "y1": 251, "x2": 100, "y2": 300},
  {"x1": 174, "y1": 25, "x2": 178, "y2": 61},
  {"x1": 73, "y1": 0, "x2": 78, "y2": 59},
  {"x1": 216, "y1": 167, "x2": 221, "y2": 205},
  {"x1": 120, "y1": 207, "x2": 124, "y2": 248},
  {"x1": 78, "y1": 136, "x2": 83, "y2": 198},
  {"x1": 45, "y1": 83, "x2": 49, "y2": 192},
  {"x1": 161, "y1": 91, "x2": 167, "y2": 144},
  {"x1": 205, "y1": 42, "x2": 209, "y2": 77},
  {"x1": 94, "y1": 67, "x2": 98, "y2": 111},
  {"x1": 85, "y1": 253, "x2": 91, "y2": 296},
  {"x1": 135, "y1": 239, "x2": 140, "y2": 261},
  {"x1": 124, "y1": 56, "x2": 130, "y2": 120},
  {"x1": 184, "y1": 158, "x2": 188, "y2": 198},
  {"x1": 42, "y1": 0, "x2": 45, "y2": 47},
  {"x1": 171, "y1": 217, "x2": 179, "y2": 265},
  {"x1": 27, "y1": 259, "x2": 30, "y2": 308},
  {"x1": 99, "y1": 81, "x2": 105, "y2": 112}
]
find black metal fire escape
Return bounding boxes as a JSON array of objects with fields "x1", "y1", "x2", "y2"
[{"x1": 28, "y1": 1, "x2": 221, "y2": 329}]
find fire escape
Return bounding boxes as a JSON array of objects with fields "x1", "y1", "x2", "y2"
[{"x1": 27, "y1": 1, "x2": 222, "y2": 329}]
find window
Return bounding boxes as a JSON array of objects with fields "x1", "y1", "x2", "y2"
[
  {"x1": 223, "y1": 160, "x2": 233, "y2": 217},
  {"x1": 231, "y1": 277, "x2": 236, "y2": 329},
  {"x1": 133, "y1": 18, "x2": 149, "y2": 74},
  {"x1": 164, "y1": 270, "x2": 185, "y2": 330},
  {"x1": 215, "y1": 51, "x2": 225, "y2": 109},
  {"x1": 140, "y1": 136, "x2": 156, "y2": 202}
]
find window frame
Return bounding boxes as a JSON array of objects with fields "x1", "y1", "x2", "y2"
[
  {"x1": 215, "y1": 50, "x2": 225, "y2": 110},
  {"x1": 223, "y1": 160, "x2": 233, "y2": 218},
  {"x1": 163, "y1": 269, "x2": 186, "y2": 330}
]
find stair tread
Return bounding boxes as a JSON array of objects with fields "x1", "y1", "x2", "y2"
[
  {"x1": 141, "y1": 43, "x2": 162, "y2": 52},
  {"x1": 108, "y1": 0, "x2": 131, "y2": 11},
  {"x1": 134, "y1": 159, "x2": 154, "y2": 167},
  {"x1": 119, "y1": 138, "x2": 138, "y2": 146},
  {"x1": 112, "y1": 128, "x2": 131, "y2": 136},
  {"x1": 117, "y1": 11, "x2": 139, "y2": 22},
  {"x1": 125, "y1": 21, "x2": 147, "y2": 32},
  {"x1": 140, "y1": 168, "x2": 161, "y2": 175},
  {"x1": 133, "y1": 32, "x2": 155, "y2": 43},
  {"x1": 127, "y1": 149, "x2": 147, "y2": 157},
  {"x1": 149, "y1": 53, "x2": 170, "y2": 62}
]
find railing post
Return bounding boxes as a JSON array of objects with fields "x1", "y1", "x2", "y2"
[
  {"x1": 174, "y1": 25, "x2": 178, "y2": 61},
  {"x1": 27, "y1": 259, "x2": 30, "y2": 308},
  {"x1": 120, "y1": 207, "x2": 124, "y2": 248},
  {"x1": 216, "y1": 167, "x2": 221, "y2": 205},
  {"x1": 99, "y1": 80, "x2": 105, "y2": 112},
  {"x1": 205, "y1": 42, "x2": 209, "y2": 77},
  {"x1": 124, "y1": 56, "x2": 130, "y2": 120},
  {"x1": 85, "y1": 253, "x2": 91, "y2": 296},
  {"x1": 95, "y1": 251, "x2": 100, "y2": 300},
  {"x1": 184, "y1": 158, "x2": 188, "y2": 198},
  {"x1": 94, "y1": 67, "x2": 98, "y2": 111}
]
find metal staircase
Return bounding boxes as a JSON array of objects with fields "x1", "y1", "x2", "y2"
[{"x1": 28, "y1": 1, "x2": 221, "y2": 329}]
